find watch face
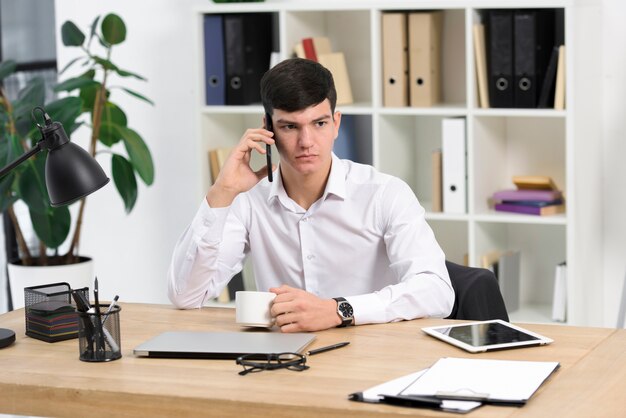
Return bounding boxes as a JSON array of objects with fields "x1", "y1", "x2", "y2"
[{"x1": 338, "y1": 301, "x2": 353, "y2": 318}]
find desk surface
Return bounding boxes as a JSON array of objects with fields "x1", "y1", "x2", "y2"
[{"x1": 0, "y1": 303, "x2": 624, "y2": 418}]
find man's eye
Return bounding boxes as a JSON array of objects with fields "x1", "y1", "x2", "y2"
[
  {"x1": 316, "y1": 121, "x2": 327, "y2": 127},
  {"x1": 282, "y1": 125, "x2": 295, "y2": 130}
]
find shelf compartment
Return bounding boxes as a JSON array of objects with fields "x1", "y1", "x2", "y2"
[{"x1": 472, "y1": 116, "x2": 566, "y2": 215}]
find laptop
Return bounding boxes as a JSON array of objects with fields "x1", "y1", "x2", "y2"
[{"x1": 133, "y1": 331, "x2": 316, "y2": 359}]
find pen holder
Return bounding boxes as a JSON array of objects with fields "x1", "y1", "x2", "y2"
[
  {"x1": 78, "y1": 304, "x2": 122, "y2": 362},
  {"x1": 24, "y1": 282, "x2": 89, "y2": 343}
]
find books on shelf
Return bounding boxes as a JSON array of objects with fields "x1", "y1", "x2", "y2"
[
  {"x1": 492, "y1": 176, "x2": 565, "y2": 216},
  {"x1": 512, "y1": 175, "x2": 559, "y2": 191},
  {"x1": 494, "y1": 202, "x2": 565, "y2": 216},
  {"x1": 473, "y1": 23, "x2": 489, "y2": 108},
  {"x1": 552, "y1": 262, "x2": 567, "y2": 322},
  {"x1": 480, "y1": 250, "x2": 521, "y2": 313},
  {"x1": 431, "y1": 149, "x2": 442, "y2": 212},
  {"x1": 492, "y1": 189, "x2": 562, "y2": 202},
  {"x1": 293, "y1": 36, "x2": 353, "y2": 105}
]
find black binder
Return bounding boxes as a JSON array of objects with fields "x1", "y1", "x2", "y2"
[
  {"x1": 486, "y1": 10, "x2": 514, "y2": 108},
  {"x1": 537, "y1": 45, "x2": 560, "y2": 108},
  {"x1": 224, "y1": 13, "x2": 274, "y2": 105},
  {"x1": 513, "y1": 10, "x2": 555, "y2": 108}
]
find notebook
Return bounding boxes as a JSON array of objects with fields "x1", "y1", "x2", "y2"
[{"x1": 133, "y1": 331, "x2": 316, "y2": 359}]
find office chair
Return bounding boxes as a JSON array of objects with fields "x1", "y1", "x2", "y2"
[{"x1": 444, "y1": 260, "x2": 510, "y2": 321}]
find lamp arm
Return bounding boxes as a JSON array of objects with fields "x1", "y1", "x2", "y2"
[{"x1": 0, "y1": 140, "x2": 44, "y2": 179}]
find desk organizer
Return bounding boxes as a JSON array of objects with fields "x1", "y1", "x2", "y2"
[{"x1": 24, "y1": 282, "x2": 88, "y2": 343}]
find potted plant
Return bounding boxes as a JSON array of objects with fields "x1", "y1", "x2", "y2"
[{"x1": 0, "y1": 13, "x2": 154, "y2": 308}]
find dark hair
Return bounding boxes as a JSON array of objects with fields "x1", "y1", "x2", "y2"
[{"x1": 260, "y1": 58, "x2": 337, "y2": 115}]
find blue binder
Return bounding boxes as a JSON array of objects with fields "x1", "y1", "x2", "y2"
[
  {"x1": 204, "y1": 15, "x2": 225, "y2": 105},
  {"x1": 333, "y1": 115, "x2": 357, "y2": 161}
]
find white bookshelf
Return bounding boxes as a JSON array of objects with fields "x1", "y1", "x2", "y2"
[{"x1": 194, "y1": 1, "x2": 602, "y2": 326}]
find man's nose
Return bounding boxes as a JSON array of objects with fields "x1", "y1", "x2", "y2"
[{"x1": 298, "y1": 126, "x2": 314, "y2": 147}]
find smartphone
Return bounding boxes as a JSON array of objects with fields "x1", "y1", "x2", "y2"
[{"x1": 265, "y1": 112, "x2": 273, "y2": 182}]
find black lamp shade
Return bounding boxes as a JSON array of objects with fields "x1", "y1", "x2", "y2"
[{"x1": 46, "y1": 142, "x2": 110, "y2": 207}]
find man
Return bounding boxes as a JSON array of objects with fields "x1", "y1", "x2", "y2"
[{"x1": 168, "y1": 58, "x2": 453, "y2": 332}]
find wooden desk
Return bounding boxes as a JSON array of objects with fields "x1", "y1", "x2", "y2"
[{"x1": 0, "y1": 303, "x2": 623, "y2": 417}]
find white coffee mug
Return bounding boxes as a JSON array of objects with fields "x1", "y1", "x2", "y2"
[{"x1": 235, "y1": 291, "x2": 276, "y2": 327}]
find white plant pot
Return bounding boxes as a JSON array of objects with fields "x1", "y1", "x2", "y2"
[{"x1": 8, "y1": 257, "x2": 94, "y2": 309}]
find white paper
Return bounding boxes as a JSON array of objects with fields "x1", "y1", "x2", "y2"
[
  {"x1": 402, "y1": 357, "x2": 559, "y2": 402},
  {"x1": 360, "y1": 369, "x2": 482, "y2": 413},
  {"x1": 361, "y1": 370, "x2": 428, "y2": 402}
]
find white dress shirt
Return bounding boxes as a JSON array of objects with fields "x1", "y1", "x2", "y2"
[{"x1": 168, "y1": 154, "x2": 454, "y2": 324}]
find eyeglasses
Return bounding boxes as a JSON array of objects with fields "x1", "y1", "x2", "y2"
[{"x1": 236, "y1": 352, "x2": 310, "y2": 376}]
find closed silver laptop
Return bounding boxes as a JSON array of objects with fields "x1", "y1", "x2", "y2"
[{"x1": 133, "y1": 331, "x2": 316, "y2": 359}]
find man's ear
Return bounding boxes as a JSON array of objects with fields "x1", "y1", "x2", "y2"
[{"x1": 332, "y1": 111, "x2": 342, "y2": 140}]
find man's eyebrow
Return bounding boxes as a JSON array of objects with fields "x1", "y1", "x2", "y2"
[{"x1": 275, "y1": 114, "x2": 332, "y2": 125}]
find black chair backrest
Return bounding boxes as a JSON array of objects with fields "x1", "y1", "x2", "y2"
[{"x1": 445, "y1": 260, "x2": 509, "y2": 321}]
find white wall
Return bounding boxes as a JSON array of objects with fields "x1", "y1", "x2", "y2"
[
  {"x1": 602, "y1": 0, "x2": 626, "y2": 327},
  {"x1": 9, "y1": 0, "x2": 619, "y2": 326},
  {"x1": 52, "y1": 0, "x2": 207, "y2": 303}
]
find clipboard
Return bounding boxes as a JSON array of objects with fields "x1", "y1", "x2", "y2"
[
  {"x1": 349, "y1": 370, "x2": 482, "y2": 414},
  {"x1": 400, "y1": 358, "x2": 560, "y2": 404}
]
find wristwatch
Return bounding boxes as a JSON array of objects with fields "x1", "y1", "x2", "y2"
[{"x1": 333, "y1": 297, "x2": 354, "y2": 327}]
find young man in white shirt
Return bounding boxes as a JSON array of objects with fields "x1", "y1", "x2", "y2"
[{"x1": 168, "y1": 58, "x2": 454, "y2": 332}]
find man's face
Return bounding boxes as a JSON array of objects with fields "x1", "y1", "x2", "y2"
[{"x1": 272, "y1": 100, "x2": 341, "y2": 180}]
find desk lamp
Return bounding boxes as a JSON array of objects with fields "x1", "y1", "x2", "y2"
[{"x1": 0, "y1": 107, "x2": 110, "y2": 348}]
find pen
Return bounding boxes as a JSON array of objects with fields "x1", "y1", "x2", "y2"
[
  {"x1": 306, "y1": 341, "x2": 350, "y2": 356},
  {"x1": 93, "y1": 277, "x2": 105, "y2": 356},
  {"x1": 102, "y1": 295, "x2": 119, "y2": 326}
]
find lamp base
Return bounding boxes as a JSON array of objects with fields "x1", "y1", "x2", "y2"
[{"x1": 0, "y1": 328, "x2": 16, "y2": 348}]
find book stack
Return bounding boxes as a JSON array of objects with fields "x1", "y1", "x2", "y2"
[
  {"x1": 492, "y1": 176, "x2": 565, "y2": 216},
  {"x1": 26, "y1": 300, "x2": 79, "y2": 342}
]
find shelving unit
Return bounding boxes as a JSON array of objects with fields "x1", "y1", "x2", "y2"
[{"x1": 194, "y1": 1, "x2": 602, "y2": 326}]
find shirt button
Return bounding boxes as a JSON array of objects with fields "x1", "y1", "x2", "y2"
[
  {"x1": 302, "y1": 218, "x2": 308, "y2": 222},
  {"x1": 203, "y1": 220, "x2": 210, "y2": 227},
  {"x1": 307, "y1": 255, "x2": 315, "y2": 260}
]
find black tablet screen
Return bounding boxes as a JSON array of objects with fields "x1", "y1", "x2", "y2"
[{"x1": 436, "y1": 322, "x2": 541, "y2": 347}]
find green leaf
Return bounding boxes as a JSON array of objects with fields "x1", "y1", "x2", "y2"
[
  {"x1": 89, "y1": 15, "x2": 101, "y2": 43},
  {"x1": 44, "y1": 97, "x2": 83, "y2": 132},
  {"x1": 119, "y1": 127, "x2": 154, "y2": 185},
  {"x1": 61, "y1": 21, "x2": 85, "y2": 47},
  {"x1": 17, "y1": 154, "x2": 48, "y2": 214},
  {"x1": 101, "y1": 14, "x2": 126, "y2": 45},
  {"x1": 118, "y1": 87, "x2": 154, "y2": 105},
  {"x1": 30, "y1": 205, "x2": 71, "y2": 249},
  {"x1": 0, "y1": 60, "x2": 17, "y2": 81},
  {"x1": 0, "y1": 176, "x2": 17, "y2": 213},
  {"x1": 80, "y1": 83, "x2": 100, "y2": 111},
  {"x1": 93, "y1": 56, "x2": 118, "y2": 71},
  {"x1": 115, "y1": 67, "x2": 147, "y2": 81},
  {"x1": 13, "y1": 77, "x2": 45, "y2": 137},
  {"x1": 53, "y1": 76, "x2": 100, "y2": 92},
  {"x1": 58, "y1": 56, "x2": 83, "y2": 75},
  {"x1": 98, "y1": 102, "x2": 128, "y2": 146},
  {"x1": 111, "y1": 154, "x2": 137, "y2": 213}
]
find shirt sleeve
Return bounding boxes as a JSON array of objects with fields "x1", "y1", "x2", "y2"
[
  {"x1": 167, "y1": 198, "x2": 248, "y2": 309},
  {"x1": 346, "y1": 178, "x2": 454, "y2": 324}
]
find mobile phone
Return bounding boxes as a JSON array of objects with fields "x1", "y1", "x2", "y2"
[{"x1": 265, "y1": 112, "x2": 273, "y2": 182}]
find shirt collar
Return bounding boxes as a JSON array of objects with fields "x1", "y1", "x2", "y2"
[{"x1": 267, "y1": 152, "x2": 347, "y2": 205}]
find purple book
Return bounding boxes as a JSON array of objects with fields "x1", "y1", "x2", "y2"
[
  {"x1": 495, "y1": 203, "x2": 565, "y2": 216},
  {"x1": 492, "y1": 189, "x2": 562, "y2": 202}
]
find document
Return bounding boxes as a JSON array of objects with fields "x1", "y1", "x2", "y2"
[
  {"x1": 351, "y1": 369, "x2": 482, "y2": 413},
  {"x1": 401, "y1": 357, "x2": 560, "y2": 404}
]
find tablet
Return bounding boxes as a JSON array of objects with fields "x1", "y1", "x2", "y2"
[{"x1": 422, "y1": 319, "x2": 553, "y2": 353}]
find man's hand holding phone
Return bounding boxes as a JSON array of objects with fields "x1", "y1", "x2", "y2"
[{"x1": 206, "y1": 122, "x2": 275, "y2": 208}]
